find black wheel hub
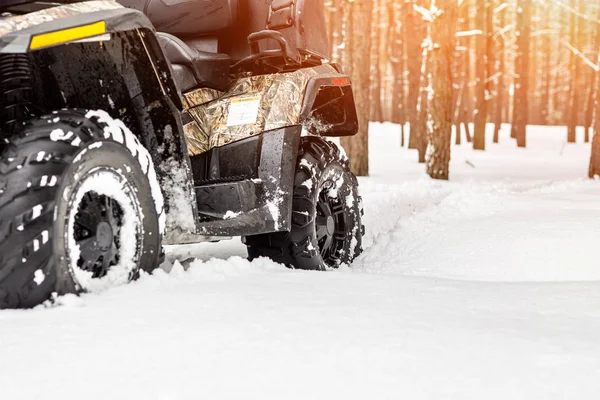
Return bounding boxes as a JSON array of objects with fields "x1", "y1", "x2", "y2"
[
  {"x1": 95, "y1": 221, "x2": 114, "y2": 251},
  {"x1": 73, "y1": 192, "x2": 123, "y2": 278},
  {"x1": 315, "y1": 184, "x2": 347, "y2": 266}
]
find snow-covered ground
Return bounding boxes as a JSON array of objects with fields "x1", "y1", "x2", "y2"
[{"x1": 2, "y1": 124, "x2": 600, "y2": 399}]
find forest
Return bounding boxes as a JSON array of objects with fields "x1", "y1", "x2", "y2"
[{"x1": 326, "y1": 0, "x2": 600, "y2": 179}]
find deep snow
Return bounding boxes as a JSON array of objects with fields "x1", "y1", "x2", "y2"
[{"x1": 2, "y1": 123, "x2": 600, "y2": 399}]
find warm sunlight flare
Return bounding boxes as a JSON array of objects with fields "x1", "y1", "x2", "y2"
[
  {"x1": 1, "y1": 1, "x2": 599, "y2": 399},
  {"x1": 323, "y1": 0, "x2": 600, "y2": 179}
]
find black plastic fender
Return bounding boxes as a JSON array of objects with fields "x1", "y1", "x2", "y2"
[
  {"x1": 0, "y1": 4, "x2": 181, "y2": 109},
  {"x1": 299, "y1": 73, "x2": 359, "y2": 137}
]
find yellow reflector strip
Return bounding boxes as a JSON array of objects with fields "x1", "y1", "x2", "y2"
[{"x1": 30, "y1": 21, "x2": 106, "y2": 50}]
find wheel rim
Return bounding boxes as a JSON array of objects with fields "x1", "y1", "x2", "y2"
[
  {"x1": 315, "y1": 182, "x2": 346, "y2": 267},
  {"x1": 66, "y1": 167, "x2": 142, "y2": 291},
  {"x1": 73, "y1": 192, "x2": 123, "y2": 279}
]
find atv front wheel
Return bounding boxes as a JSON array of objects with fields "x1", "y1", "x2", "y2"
[
  {"x1": 0, "y1": 110, "x2": 164, "y2": 308},
  {"x1": 245, "y1": 138, "x2": 364, "y2": 270}
]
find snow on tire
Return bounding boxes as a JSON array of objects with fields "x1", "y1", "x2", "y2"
[
  {"x1": 0, "y1": 109, "x2": 164, "y2": 309},
  {"x1": 245, "y1": 137, "x2": 364, "y2": 270}
]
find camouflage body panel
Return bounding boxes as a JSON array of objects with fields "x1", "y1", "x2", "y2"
[
  {"x1": 183, "y1": 120, "x2": 210, "y2": 155},
  {"x1": 0, "y1": 1, "x2": 122, "y2": 37},
  {"x1": 182, "y1": 64, "x2": 336, "y2": 156},
  {"x1": 182, "y1": 88, "x2": 224, "y2": 155},
  {"x1": 183, "y1": 88, "x2": 223, "y2": 110}
]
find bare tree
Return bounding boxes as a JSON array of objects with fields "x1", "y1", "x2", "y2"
[
  {"x1": 567, "y1": 0, "x2": 579, "y2": 143},
  {"x1": 493, "y1": 2, "x2": 507, "y2": 143},
  {"x1": 589, "y1": 9, "x2": 600, "y2": 177},
  {"x1": 427, "y1": 0, "x2": 458, "y2": 180},
  {"x1": 388, "y1": 0, "x2": 406, "y2": 146},
  {"x1": 511, "y1": 0, "x2": 531, "y2": 148},
  {"x1": 340, "y1": 0, "x2": 372, "y2": 176},
  {"x1": 589, "y1": 60, "x2": 600, "y2": 177},
  {"x1": 584, "y1": 7, "x2": 600, "y2": 143},
  {"x1": 406, "y1": 0, "x2": 424, "y2": 149},
  {"x1": 541, "y1": 0, "x2": 552, "y2": 125},
  {"x1": 455, "y1": 0, "x2": 472, "y2": 145},
  {"x1": 415, "y1": 44, "x2": 431, "y2": 163},
  {"x1": 473, "y1": 0, "x2": 488, "y2": 150},
  {"x1": 370, "y1": 0, "x2": 383, "y2": 122}
]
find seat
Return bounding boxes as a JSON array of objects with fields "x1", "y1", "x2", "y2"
[
  {"x1": 118, "y1": 0, "x2": 237, "y2": 36},
  {"x1": 157, "y1": 33, "x2": 231, "y2": 92}
]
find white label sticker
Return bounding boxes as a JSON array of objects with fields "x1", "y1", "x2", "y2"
[{"x1": 226, "y1": 96, "x2": 261, "y2": 127}]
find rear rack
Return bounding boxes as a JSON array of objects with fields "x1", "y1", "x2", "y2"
[{"x1": 231, "y1": 30, "x2": 302, "y2": 72}]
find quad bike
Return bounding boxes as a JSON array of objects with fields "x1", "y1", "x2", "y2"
[{"x1": 0, "y1": 0, "x2": 364, "y2": 308}]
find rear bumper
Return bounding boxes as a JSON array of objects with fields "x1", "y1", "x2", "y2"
[{"x1": 193, "y1": 125, "x2": 301, "y2": 237}]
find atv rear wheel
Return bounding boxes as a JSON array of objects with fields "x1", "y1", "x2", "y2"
[
  {"x1": 245, "y1": 138, "x2": 364, "y2": 270},
  {"x1": 0, "y1": 110, "x2": 164, "y2": 309}
]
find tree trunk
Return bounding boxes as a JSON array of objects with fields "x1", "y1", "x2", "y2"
[
  {"x1": 406, "y1": 0, "x2": 423, "y2": 149},
  {"x1": 464, "y1": 0, "x2": 474, "y2": 145},
  {"x1": 454, "y1": 3, "x2": 468, "y2": 145},
  {"x1": 590, "y1": 132, "x2": 600, "y2": 178},
  {"x1": 493, "y1": 3, "x2": 505, "y2": 143},
  {"x1": 400, "y1": 123, "x2": 405, "y2": 147},
  {"x1": 511, "y1": 0, "x2": 531, "y2": 148},
  {"x1": 415, "y1": 43, "x2": 431, "y2": 164},
  {"x1": 528, "y1": 1, "x2": 538, "y2": 125},
  {"x1": 584, "y1": 7, "x2": 600, "y2": 143},
  {"x1": 585, "y1": 85, "x2": 594, "y2": 143},
  {"x1": 466, "y1": 0, "x2": 475, "y2": 135},
  {"x1": 455, "y1": 81, "x2": 464, "y2": 145},
  {"x1": 388, "y1": 0, "x2": 405, "y2": 135},
  {"x1": 554, "y1": 5, "x2": 567, "y2": 126},
  {"x1": 331, "y1": 0, "x2": 346, "y2": 65},
  {"x1": 340, "y1": 0, "x2": 372, "y2": 176},
  {"x1": 427, "y1": 0, "x2": 458, "y2": 180},
  {"x1": 541, "y1": 0, "x2": 552, "y2": 125},
  {"x1": 567, "y1": 0, "x2": 579, "y2": 143},
  {"x1": 473, "y1": 0, "x2": 487, "y2": 150},
  {"x1": 326, "y1": 0, "x2": 336, "y2": 60},
  {"x1": 589, "y1": 66, "x2": 600, "y2": 177},
  {"x1": 589, "y1": 9, "x2": 600, "y2": 177},
  {"x1": 463, "y1": 111, "x2": 472, "y2": 142},
  {"x1": 486, "y1": 0, "x2": 495, "y2": 134},
  {"x1": 369, "y1": 0, "x2": 383, "y2": 122},
  {"x1": 414, "y1": 0, "x2": 433, "y2": 163}
]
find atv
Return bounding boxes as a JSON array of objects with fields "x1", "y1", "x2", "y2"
[{"x1": 0, "y1": 0, "x2": 364, "y2": 308}]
